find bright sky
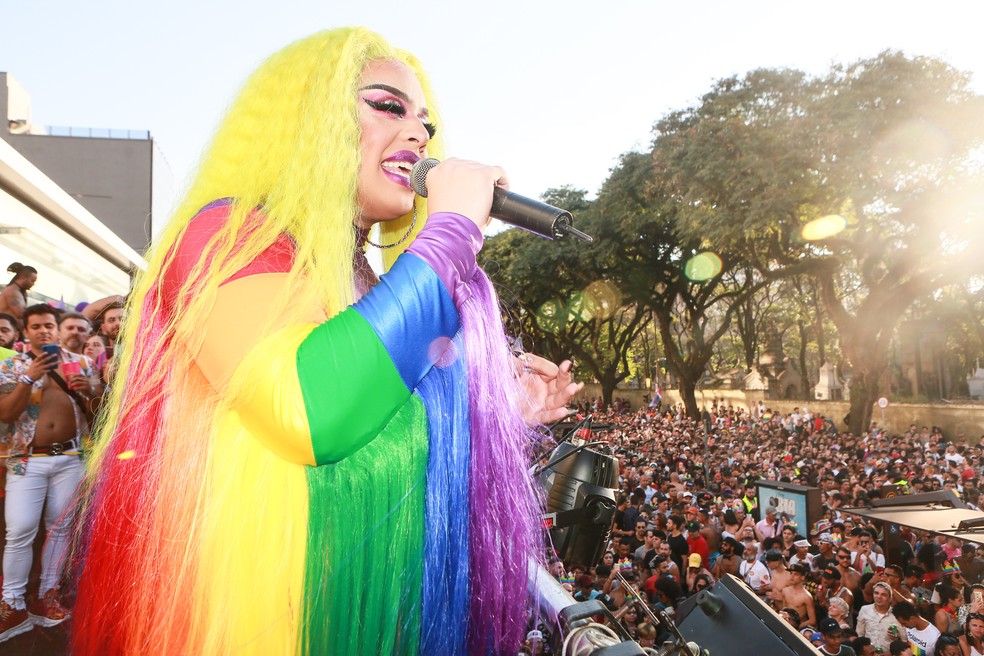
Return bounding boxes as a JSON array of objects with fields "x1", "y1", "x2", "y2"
[{"x1": 2, "y1": 0, "x2": 982, "y2": 219}]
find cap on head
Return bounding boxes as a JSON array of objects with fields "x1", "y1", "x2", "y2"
[{"x1": 819, "y1": 617, "x2": 843, "y2": 636}]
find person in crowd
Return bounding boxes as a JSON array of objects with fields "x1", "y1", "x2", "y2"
[
  {"x1": 818, "y1": 617, "x2": 857, "y2": 656},
  {"x1": 957, "y1": 583, "x2": 984, "y2": 627},
  {"x1": 820, "y1": 566, "x2": 856, "y2": 626},
  {"x1": 713, "y1": 536, "x2": 743, "y2": 579},
  {"x1": 814, "y1": 533, "x2": 838, "y2": 572},
  {"x1": 95, "y1": 301, "x2": 123, "y2": 358},
  {"x1": 853, "y1": 636, "x2": 878, "y2": 656},
  {"x1": 933, "y1": 633, "x2": 962, "y2": 656},
  {"x1": 0, "y1": 303, "x2": 103, "y2": 643},
  {"x1": 685, "y1": 518, "x2": 709, "y2": 567},
  {"x1": 789, "y1": 538, "x2": 814, "y2": 569},
  {"x1": 83, "y1": 333, "x2": 109, "y2": 372},
  {"x1": 889, "y1": 640, "x2": 913, "y2": 656},
  {"x1": 684, "y1": 553, "x2": 714, "y2": 593},
  {"x1": 739, "y1": 542, "x2": 771, "y2": 601},
  {"x1": 70, "y1": 28, "x2": 579, "y2": 656},
  {"x1": 781, "y1": 563, "x2": 817, "y2": 629},
  {"x1": 959, "y1": 612, "x2": 984, "y2": 656},
  {"x1": 852, "y1": 530, "x2": 886, "y2": 573},
  {"x1": 0, "y1": 264, "x2": 36, "y2": 327},
  {"x1": 836, "y1": 545, "x2": 864, "y2": 594},
  {"x1": 665, "y1": 514, "x2": 688, "y2": 575},
  {"x1": 0, "y1": 313, "x2": 18, "y2": 351},
  {"x1": 766, "y1": 549, "x2": 792, "y2": 608},
  {"x1": 828, "y1": 596, "x2": 854, "y2": 631},
  {"x1": 956, "y1": 543, "x2": 984, "y2": 585},
  {"x1": 57, "y1": 311, "x2": 91, "y2": 355},
  {"x1": 934, "y1": 585, "x2": 963, "y2": 635},
  {"x1": 856, "y1": 581, "x2": 899, "y2": 654},
  {"x1": 863, "y1": 565, "x2": 916, "y2": 605},
  {"x1": 755, "y1": 505, "x2": 781, "y2": 542},
  {"x1": 894, "y1": 601, "x2": 942, "y2": 656},
  {"x1": 779, "y1": 607, "x2": 802, "y2": 630}
]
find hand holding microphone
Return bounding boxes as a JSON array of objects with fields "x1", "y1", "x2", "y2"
[
  {"x1": 415, "y1": 158, "x2": 508, "y2": 233},
  {"x1": 412, "y1": 158, "x2": 593, "y2": 243}
]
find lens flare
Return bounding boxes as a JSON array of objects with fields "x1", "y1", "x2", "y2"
[
  {"x1": 802, "y1": 215, "x2": 846, "y2": 241},
  {"x1": 428, "y1": 336, "x2": 458, "y2": 368},
  {"x1": 684, "y1": 252, "x2": 723, "y2": 281},
  {"x1": 583, "y1": 280, "x2": 622, "y2": 320},
  {"x1": 567, "y1": 291, "x2": 595, "y2": 323},
  {"x1": 536, "y1": 299, "x2": 567, "y2": 334}
]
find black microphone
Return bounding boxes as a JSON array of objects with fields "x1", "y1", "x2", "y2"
[{"x1": 410, "y1": 158, "x2": 594, "y2": 243}]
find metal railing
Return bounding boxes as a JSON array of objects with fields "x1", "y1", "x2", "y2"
[{"x1": 45, "y1": 126, "x2": 150, "y2": 140}]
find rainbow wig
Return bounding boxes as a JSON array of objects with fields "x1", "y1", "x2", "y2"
[{"x1": 72, "y1": 27, "x2": 542, "y2": 655}]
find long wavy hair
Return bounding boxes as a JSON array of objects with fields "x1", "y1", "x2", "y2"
[{"x1": 73, "y1": 28, "x2": 447, "y2": 654}]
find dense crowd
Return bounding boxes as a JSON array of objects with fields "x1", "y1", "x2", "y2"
[
  {"x1": 534, "y1": 399, "x2": 984, "y2": 656},
  {"x1": 4, "y1": 259, "x2": 984, "y2": 655},
  {"x1": 0, "y1": 262, "x2": 121, "y2": 645}
]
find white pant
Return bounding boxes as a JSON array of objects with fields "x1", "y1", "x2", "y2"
[{"x1": 3, "y1": 455, "x2": 85, "y2": 609}]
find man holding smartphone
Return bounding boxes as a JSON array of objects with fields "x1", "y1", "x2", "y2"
[{"x1": 0, "y1": 304, "x2": 103, "y2": 643}]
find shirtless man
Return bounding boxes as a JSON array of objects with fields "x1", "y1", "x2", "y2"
[
  {"x1": 835, "y1": 546, "x2": 863, "y2": 594},
  {"x1": 0, "y1": 264, "x2": 37, "y2": 328},
  {"x1": 782, "y1": 563, "x2": 818, "y2": 628},
  {"x1": 766, "y1": 550, "x2": 793, "y2": 609},
  {"x1": 0, "y1": 304, "x2": 103, "y2": 643},
  {"x1": 714, "y1": 537, "x2": 744, "y2": 579}
]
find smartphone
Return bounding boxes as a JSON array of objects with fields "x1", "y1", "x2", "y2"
[
  {"x1": 974, "y1": 590, "x2": 983, "y2": 605},
  {"x1": 41, "y1": 344, "x2": 60, "y2": 369}
]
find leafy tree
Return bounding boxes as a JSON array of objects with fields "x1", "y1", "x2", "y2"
[
  {"x1": 650, "y1": 52, "x2": 984, "y2": 433},
  {"x1": 589, "y1": 152, "x2": 768, "y2": 418},
  {"x1": 479, "y1": 187, "x2": 651, "y2": 407}
]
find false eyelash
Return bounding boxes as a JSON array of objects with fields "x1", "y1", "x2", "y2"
[
  {"x1": 364, "y1": 98, "x2": 437, "y2": 138},
  {"x1": 364, "y1": 98, "x2": 406, "y2": 116}
]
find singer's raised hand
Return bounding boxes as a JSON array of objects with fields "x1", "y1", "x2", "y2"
[
  {"x1": 514, "y1": 354, "x2": 583, "y2": 425},
  {"x1": 423, "y1": 158, "x2": 509, "y2": 232}
]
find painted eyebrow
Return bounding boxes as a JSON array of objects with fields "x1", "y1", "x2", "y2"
[{"x1": 359, "y1": 83, "x2": 429, "y2": 120}]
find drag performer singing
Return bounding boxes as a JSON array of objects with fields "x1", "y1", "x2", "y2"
[{"x1": 72, "y1": 28, "x2": 580, "y2": 655}]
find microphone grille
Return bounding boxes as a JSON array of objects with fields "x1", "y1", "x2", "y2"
[{"x1": 410, "y1": 158, "x2": 440, "y2": 197}]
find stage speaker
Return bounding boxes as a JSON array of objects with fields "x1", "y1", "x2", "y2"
[
  {"x1": 675, "y1": 575, "x2": 818, "y2": 656},
  {"x1": 537, "y1": 441, "x2": 618, "y2": 567}
]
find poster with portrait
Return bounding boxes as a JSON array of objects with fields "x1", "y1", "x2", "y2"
[{"x1": 756, "y1": 481, "x2": 822, "y2": 537}]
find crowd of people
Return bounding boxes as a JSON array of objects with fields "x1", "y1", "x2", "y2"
[
  {"x1": 537, "y1": 399, "x2": 984, "y2": 656},
  {"x1": 4, "y1": 249, "x2": 984, "y2": 656},
  {"x1": 0, "y1": 262, "x2": 123, "y2": 643}
]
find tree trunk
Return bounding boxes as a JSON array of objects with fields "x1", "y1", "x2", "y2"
[
  {"x1": 798, "y1": 319, "x2": 810, "y2": 393},
  {"x1": 677, "y1": 373, "x2": 701, "y2": 420},
  {"x1": 600, "y1": 379, "x2": 616, "y2": 409},
  {"x1": 847, "y1": 367, "x2": 883, "y2": 435}
]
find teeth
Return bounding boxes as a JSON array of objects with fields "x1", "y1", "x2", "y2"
[{"x1": 382, "y1": 161, "x2": 412, "y2": 174}]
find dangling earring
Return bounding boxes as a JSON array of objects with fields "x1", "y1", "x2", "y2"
[{"x1": 365, "y1": 204, "x2": 417, "y2": 249}]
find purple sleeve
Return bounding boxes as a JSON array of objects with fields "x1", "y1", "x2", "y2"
[{"x1": 405, "y1": 212, "x2": 484, "y2": 307}]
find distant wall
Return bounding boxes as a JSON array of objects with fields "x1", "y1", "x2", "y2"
[{"x1": 578, "y1": 384, "x2": 984, "y2": 440}]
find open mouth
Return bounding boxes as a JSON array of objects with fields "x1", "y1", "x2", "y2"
[{"x1": 381, "y1": 160, "x2": 412, "y2": 177}]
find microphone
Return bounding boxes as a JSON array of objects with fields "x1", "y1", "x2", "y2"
[{"x1": 410, "y1": 158, "x2": 594, "y2": 243}]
